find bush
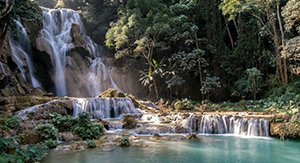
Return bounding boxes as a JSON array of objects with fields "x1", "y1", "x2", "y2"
[
  {"x1": 71, "y1": 113, "x2": 104, "y2": 140},
  {"x1": 0, "y1": 137, "x2": 47, "y2": 163},
  {"x1": 86, "y1": 140, "x2": 97, "y2": 148},
  {"x1": 119, "y1": 136, "x2": 130, "y2": 147},
  {"x1": 34, "y1": 124, "x2": 58, "y2": 140},
  {"x1": 43, "y1": 139, "x2": 57, "y2": 149},
  {"x1": 4, "y1": 116, "x2": 20, "y2": 129},
  {"x1": 72, "y1": 123, "x2": 104, "y2": 140},
  {"x1": 47, "y1": 113, "x2": 76, "y2": 132},
  {"x1": 173, "y1": 98, "x2": 195, "y2": 110}
]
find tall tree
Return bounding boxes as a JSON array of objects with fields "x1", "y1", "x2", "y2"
[{"x1": 220, "y1": 0, "x2": 289, "y2": 84}]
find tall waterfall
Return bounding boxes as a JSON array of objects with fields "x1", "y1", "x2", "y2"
[
  {"x1": 72, "y1": 98, "x2": 139, "y2": 119},
  {"x1": 185, "y1": 114, "x2": 269, "y2": 137},
  {"x1": 8, "y1": 20, "x2": 41, "y2": 88},
  {"x1": 37, "y1": 8, "x2": 118, "y2": 96}
]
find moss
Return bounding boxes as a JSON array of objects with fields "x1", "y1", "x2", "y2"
[
  {"x1": 122, "y1": 115, "x2": 138, "y2": 129},
  {"x1": 98, "y1": 89, "x2": 118, "y2": 98},
  {"x1": 270, "y1": 122, "x2": 300, "y2": 140}
]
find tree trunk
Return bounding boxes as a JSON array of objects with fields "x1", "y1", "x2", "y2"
[
  {"x1": 271, "y1": 18, "x2": 284, "y2": 85},
  {"x1": 277, "y1": 4, "x2": 288, "y2": 84},
  {"x1": 153, "y1": 78, "x2": 159, "y2": 100},
  {"x1": 225, "y1": 22, "x2": 234, "y2": 50}
]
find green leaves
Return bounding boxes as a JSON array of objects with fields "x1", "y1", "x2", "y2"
[
  {"x1": 71, "y1": 113, "x2": 104, "y2": 140},
  {"x1": 234, "y1": 67, "x2": 264, "y2": 100}
]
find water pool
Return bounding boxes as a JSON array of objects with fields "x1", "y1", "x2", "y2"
[{"x1": 44, "y1": 136, "x2": 300, "y2": 163}]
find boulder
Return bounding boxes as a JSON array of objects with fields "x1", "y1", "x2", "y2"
[{"x1": 58, "y1": 132, "x2": 81, "y2": 142}]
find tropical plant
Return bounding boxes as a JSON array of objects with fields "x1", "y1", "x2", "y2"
[
  {"x1": 71, "y1": 113, "x2": 104, "y2": 140},
  {"x1": 235, "y1": 68, "x2": 264, "y2": 100},
  {"x1": 4, "y1": 116, "x2": 20, "y2": 129},
  {"x1": 119, "y1": 136, "x2": 130, "y2": 147},
  {"x1": 86, "y1": 140, "x2": 97, "y2": 148},
  {"x1": 34, "y1": 124, "x2": 58, "y2": 140}
]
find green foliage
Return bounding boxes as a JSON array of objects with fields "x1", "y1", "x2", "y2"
[
  {"x1": 47, "y1": 113, "x2": 76, "y2": 132},
  {"x1": 47, "y1": 112, "x2": 105, "y2": 140},
  {"x1": 43, "y1": 139, "x2": 57, "y2": 149},
  {"x1": 235, "y1": 68, "x2": 264, "y2": 100},
  {"x1": 201, "y1": 76, "x2": 221, "y2": 98},
  {"x1": 119, "y1": 136, "x2": 130, "y2": 147},
  {"x1": 1, "y1": 0, "x2": 42, "y2": 32},
  {"x1": 71, "y1": 113, "x2": 104, "y2": 140},
  {"x1": 173, "y1": 98, "x2": 196, "y2": 111},
  {"x1": 4, "y1": 116, "x2": 20, "y2": 129},
  {"x1": 34, "y1": 124, "x2": 58, "y2": 140},
  {"x1": 86, "y1": 140, "x2": 97, "y2": 148},
  {"x1": 0, "y1": 137, "x2": 47, "y2": 163}
]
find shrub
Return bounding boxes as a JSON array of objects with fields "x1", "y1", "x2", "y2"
[
  {"x1": 173, "y1": 98, "x2": 195, "y2": 110},
  {"x1": 47, "y1": 113, "x2": 76, "y2": 132},
  {"x1": 0, "y1": 137, "x2": 47, "y2": 163},
  {"x1": 86, "y1": 140, "x2": 96, "y2": 148},
  {"x1": 72, "y1": 123, "x2": 104, "y2": 140},
  {"x1": 43, "y1": 139, "x2": 57, "y2": 149},
  {"x1": 4, "y1": 116, "x2": 20, "y2": 129},
  {"x1": 119, "y1": 136, "x2": 130, "y2": 147},
  {"x1": 34, "y1": 124, "x2": 58, "y2": 140},
  {"x1": 71, "y1": 112, "x2": 104, "y2": 140}
]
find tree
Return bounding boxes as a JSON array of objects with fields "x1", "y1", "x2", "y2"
[
  {"x1": 220, "y1": 0, "x2": 288, "y2": 85},
  {"x1": 106, "y1": 0, "x2": 170, "y2": 99},
  {"x1": 235, "y1": 67, "x2": 263, "y2": 100},
  {"x1": 0, "y1": 0, "x2": 41, "y2": 50}
]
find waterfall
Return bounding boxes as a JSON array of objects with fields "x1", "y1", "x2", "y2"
[
  {"x1": 37, "y1": 8, "x2": 118, "y2": 96},
  {"x1": 72, "y1": 98, "x2": 139, "y2": 119},
  {"x1": 8, "y1": 20, "x2": 41, "y2": 88},
  {"x1": 186, "y1": 114, "x2": 269, "y2": 137}
]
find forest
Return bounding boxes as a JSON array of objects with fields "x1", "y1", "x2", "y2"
[
  {"x1": 0, "y1": 0, "x2": 300, "y2": 162},
  {"x1": 34, "y1": 0, "x2": 300, "y2": 105}
]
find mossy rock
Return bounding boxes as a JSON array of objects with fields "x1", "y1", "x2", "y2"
[
  {"x1": 270, "y1": 122, "x2": 300, "y2": 139},
  {"x1": 117, "y1": 92, "x2": 126, "y2": 97},
  {"x1": 122, "y1": 115, "x2": 138, "y2": 129},
  {"x1": 98, "y1": 89, "x2": 118, "y2": 98}
]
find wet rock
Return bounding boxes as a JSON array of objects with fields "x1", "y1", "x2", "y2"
[
  {"x1": 71, "y1": 23, "x2": 86, "y2": 48},
  {"x1": 16, "y1": 99, "x2": 72, "y2": 120},
  {"x1": 30, "y1": 87, "x2": 46, "y2": 96},
  {"x1": 186, "y1": 134, "x2": 198, "y2": 140},
  {"x1": 122, "y1": 115, "x2": 138, "y2": 129},
  {"x1": 173, "y1": 125, "x2": 188, "y2": 133},
  {"x1": 98, "y1": 89, "x2": 118, "y2": 98},
  {"x1": 58, "y1": 132, "x2": 82, "y2": 142}
]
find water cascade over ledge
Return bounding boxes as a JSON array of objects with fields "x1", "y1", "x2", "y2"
[
  {"x1": 72, "y1": 98, "x2": 140, "y2": 119},
  {"x1": 8, "y1": 20, "x2": 41, "y2": 88},
  {"x1": 36, "y1": 8, "x2": 118, "y2": 96},
  {"x1": 184, "y1": 114, "x2": 269, "y2": 137}
]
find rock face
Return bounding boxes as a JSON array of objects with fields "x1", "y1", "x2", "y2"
[
  {"x1": 0, "y1": 36, "x2": 34, "y2": 97},
  {"x1": 15, "y1": 98, "x2": 72, "y2": 120},
  {"x1": 270, "y1": 122, "x2": 300, "y2": 139}
]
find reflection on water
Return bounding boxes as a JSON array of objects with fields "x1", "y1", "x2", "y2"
[{"x1": 44, "y1": 136, "x2": 300, "y2": 163}]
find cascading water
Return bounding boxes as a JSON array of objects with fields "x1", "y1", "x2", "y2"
[
  {"x1": 8, "y1": 20, "x2": 41, "y2": 88},
  {"x1": 72, "y1": 98, "x2": 139, "y2": 119},
  {"x1": 185, "y1": 114, "x2": 269, "y2": 137},
  {"x1": 37, "y1": 8, "x2": 118, "y2": 96}
]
